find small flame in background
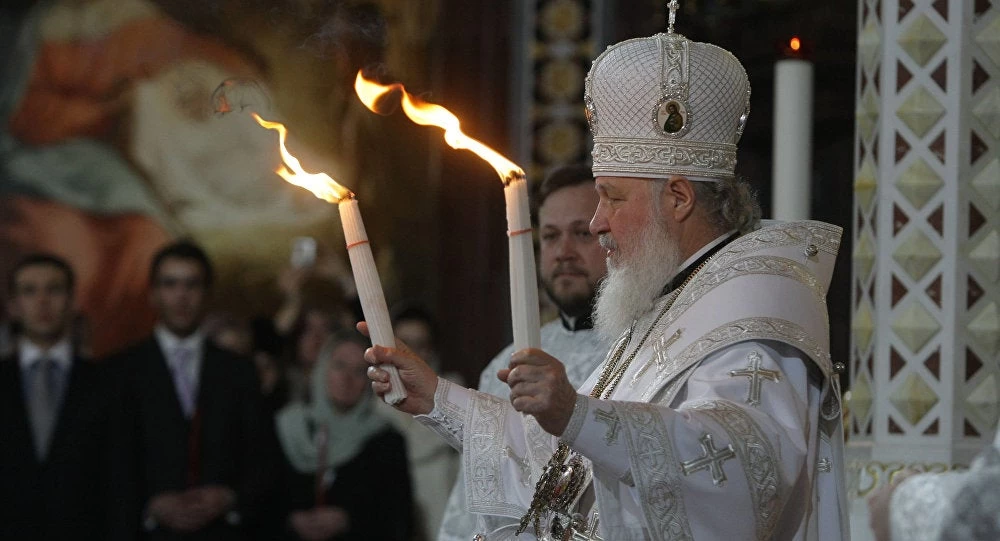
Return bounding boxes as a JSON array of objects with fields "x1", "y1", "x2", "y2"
[
  {"x1": 789, "y1": 36, "x2": 801, "y2": 52},
  {"x1": 354, "y1": 71, "x2": 524, "y2": 183},
  {"x1": 252, "y1": 113, "x2": 354, "y2": 202}
]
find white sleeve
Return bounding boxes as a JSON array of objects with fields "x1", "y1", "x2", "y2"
[
  {"x1": 563, "y1": 340, "x2": 821, "y2": 540},
  {"x1": 415, "y1": 376, "x2": 541, "y2": 519}
]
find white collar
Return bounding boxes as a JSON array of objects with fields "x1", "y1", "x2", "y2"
[
  {"x1": 154, "y1": 325, "x2": 205, "y2": 366},
  {"x1": 669, "y1": 230, "x2": 737, "y2": 283},
  {"x1": 19, "y1": 337, "x2": 73, "y2": 373}
]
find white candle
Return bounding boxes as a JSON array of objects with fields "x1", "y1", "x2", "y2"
[
  {"x1": 772, "y1": 57, "x2": 814, "y2": 221},
  {"x1": 339, "y1": 197, "x2": 407, "y2": 405},
  {"x1": 503, "y1": 175, "x2": 542, "y2": 350}
]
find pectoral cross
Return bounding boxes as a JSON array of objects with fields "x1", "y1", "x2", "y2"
[
  {"x1": 594, "y1": 408, "x2": 621, "y2": 445},
  {"x1": 681, "y1": 433, "x2": 736, "y2": 486},
  {"x1": 502, "y1": 446, "x2": 532, "y2": 487},
  {"x1": 729, "y1": 351, "x2": 781, "y2": 407},
  {"x1": 630, "y1": 328, "x2": 683, "y2": 388},
  {"x1": 667, "y1": 0, "x2": 680, "y2": 34}
]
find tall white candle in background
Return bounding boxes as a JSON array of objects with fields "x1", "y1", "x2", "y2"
[
  {"x1": 772, "y1": 37, "x2": 814, "y2": 221},
  {"x1": 339, "y1": 197, "x2": 407, "y2": 405},
  {"x1": 504, "y1": 175, "x2": 542, "y2": 351}
]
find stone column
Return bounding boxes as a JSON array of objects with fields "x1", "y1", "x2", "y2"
[{"x1": 848, "y1": 0, "x2": 1000, "y2": 538}]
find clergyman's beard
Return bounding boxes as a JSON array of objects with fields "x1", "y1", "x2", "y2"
[
  {"x1": 594, "y1": 221, "x2": 682, "y2": 342},
  {"x1": 541, "y1": 265, "x2": 596, "y2": 319}
]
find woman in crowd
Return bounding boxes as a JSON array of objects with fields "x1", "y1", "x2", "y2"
[{"x1": 274, "y1": 330, "x2": 414, "y2": 541}]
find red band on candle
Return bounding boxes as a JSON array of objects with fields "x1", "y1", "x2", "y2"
[
  {"x1": 346, "y1": 240, "x2": 370, "y2": 250},
  {"x1": 507, "y1": 228, "x2": 532, "y2": 237}
]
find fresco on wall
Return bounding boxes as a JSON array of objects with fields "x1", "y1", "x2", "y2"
[{"x1": 0, "y1": 0, "x2": 442, "y2": 357}]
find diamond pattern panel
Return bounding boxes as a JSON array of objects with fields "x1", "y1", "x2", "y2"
[
  {"x1": 893, "y1": 204, "x2": 910, "y2": 235},
  {"x1": 968, "y1": 301, "x2": 1000, "y2": 356},
  {"x1": 858, "y1": 87, "x2": 881, "y2": 143},
  {"x1": 965, "y1": 373, "x2": 999, "y2": 431},
  {"x1": 891, "y1": 372, "x2": 939, "y2": 425},
  {"x1": 928, "y1": 205, "x2": 944, "y2": 236},
  {"x1": 854, "y1": 232, "x2": 877, "y2": 282},
  {"x1": 893, "y1": 228, "x2": 943, "y2": 280},
  {"x1": 898, "y1": 14, "x2": 948, "y2": 66},
  {"x1": 924, "y1": 348, "x2": 941, "y2": 379},
  {"x1": 895, "y1": 132, "x2": 912, "y2": 163},
  {"x1": 975, "y1": 14, "x2": 1000, "y2": 66},
  {"x1": 892, "y1": 301, "x2": 941, "y2": 354},
  {"x1": 897, "y1": 60, "x2": 913, "y2": 92},
  {"x1": 855, "y1": 157, "x2": 878, "y2": 210},
  {"x1": 973, "y1": 88, "x2": 1000, "y2": 139},
  {"x1": 925, "y1": 275, "x2": 942, "y2": 307},
  {"x1": 897, "y1": 86, "x2": 946, "y2": 137},
  {"x1": 931, "y1": 60, "x2": 948, "y2": 91},
  {"x1": 967, "y1": 348, "x2": 984, "y2": 381},
  {"x1": 859, "y1": 16, "x2": 883, "y2": 73},
  {"x1": 972, "y1": 131, "x2": 989, "y2": 164},
  {"x1": 971, "y1": 159, "x2": 1000, "y2": 210},
  {"x1": 854, "y1": 301, "x2": 876, "y2": 353},
  {"x1": 969, "y1": 229, "x2": 1000, "y2": 283},
  {"x1": 928, "y1": 131, "x2": 946, "y2": 163},
  {"x1": 850, "y1": 372, "x2": 875, "y2": 425},
  {"x1": 969, "y1": 276, "x2": 985, "y2": 309},
  {"x1": 896, "y1": 158, "x2": 943, "y2": 208},
  {"x1": 892, "y1": 274, "x2": 908, "y2": 307}
]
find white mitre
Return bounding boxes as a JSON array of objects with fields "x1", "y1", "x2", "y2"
[{"x1": 585, "y1": 25, "x2": 751, "y2": 180}]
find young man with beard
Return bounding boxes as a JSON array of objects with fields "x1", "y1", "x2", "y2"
[
  {"x1": 0, "y1": 254, "x2": 113, "y2": 541},
  {"x1": 436, "y1": 164, "x2": 609, "y2": 540},
  {"x1": 365, "y1": 16, "x2": 848, "y2": 541},
  {"x1": 110, "y1": 242, "x2": 274, "y2": 541}
]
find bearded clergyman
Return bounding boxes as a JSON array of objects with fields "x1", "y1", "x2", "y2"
[{"x1": 365, "y1": 10, "x2": 849, "y2": 541}]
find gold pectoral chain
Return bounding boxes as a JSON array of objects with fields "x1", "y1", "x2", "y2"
[{"x1": 516, "y1": 257, "x2": 713, "y2": 537}]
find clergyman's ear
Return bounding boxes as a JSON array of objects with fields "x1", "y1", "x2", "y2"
[{"x1": 664, "y1": 175, "x2": 697, "y2": 222}]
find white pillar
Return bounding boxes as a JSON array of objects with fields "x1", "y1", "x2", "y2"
[{"x1": 848, "y1": 0, "x2": 1000, "y2": 539}]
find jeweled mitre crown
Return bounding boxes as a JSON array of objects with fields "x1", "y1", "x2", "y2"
[{"x1": 585, "y1": 29, "x2": 751, "y2": 180}]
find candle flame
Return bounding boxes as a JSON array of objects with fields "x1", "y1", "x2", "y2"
[
  {"x1": 354, "y1": 71, "x2": 524, "y2": 183},
  {"x1": 789, "y1": 37, "x2": 801, "y2": 52},
  {"x1": 252, "y1": 113, "x2": 353, "y2": 202}
]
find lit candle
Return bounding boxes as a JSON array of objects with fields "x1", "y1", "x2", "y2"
[
  {"x1": 253, "y1": 113, "x2": 406, "y2": 405},
  {"x1": 355, "y1": 73, "x2": 542, "y2": 350},
  {"x1": 504, "y1": 174, "x2": 543, "y2": 350},
  {"x1": 772, "y1": 36, "x2": 813, "y2": 221},
  {"x1": 338, "y1": 197, "x2": 407, "y2": 403}
]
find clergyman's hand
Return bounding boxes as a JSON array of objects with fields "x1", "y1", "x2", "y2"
[
  {"x1": 500, "y1": 348, "x2": 577, "y2": 436},
  {"x1": 360, "y1": 321, "x2": 438, "y2": 415}
]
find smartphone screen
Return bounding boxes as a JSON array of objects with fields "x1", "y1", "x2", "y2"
[{"x1": 291, "y1": 237, "x2": 317, "y2": 268}]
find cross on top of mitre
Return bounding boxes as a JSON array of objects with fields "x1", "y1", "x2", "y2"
[{"x1": 667, "y1": 0, "x2": 680, "y2": 34}]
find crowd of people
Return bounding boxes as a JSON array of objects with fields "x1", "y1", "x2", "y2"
[
  {"x1": 0, "y1": 239, "x2": 421, "y2": 541},
  {"x1": 0, "y1": 163, "x2": 608, "y2": 541}
]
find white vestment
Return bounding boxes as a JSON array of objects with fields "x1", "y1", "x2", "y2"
[
  {"x1": 890, "y1": 423, "x2": 1000, "y2": 541},
  {"x1": 418, "y1": 221, "x2": 849, "y2": 540},
  {"x1": 437, "y1": 319, "x2": 609, "y2": 541}
]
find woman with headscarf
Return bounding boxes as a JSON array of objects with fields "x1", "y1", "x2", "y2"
[{"x1": 274, "y1": 330, "x2": 413, "y2": 541}]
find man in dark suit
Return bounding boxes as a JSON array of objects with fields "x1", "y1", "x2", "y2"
[
  {"x1": 0, "y1": 254, "x2": 113, "y2": 540},
  {"x1": 112, "y1": 241, "x2": 274, "y2": 540}
]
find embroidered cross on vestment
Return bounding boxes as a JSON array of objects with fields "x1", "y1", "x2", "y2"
[
  {"x1": 681, "y1": 433, "x2": 736, "y2": 486},
  {"x1": 729, "y1": 350, "x2": 781, "y2": 407},
  {"x1": 594, "y1": 408, "x2": 621, "y2": 445}
]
